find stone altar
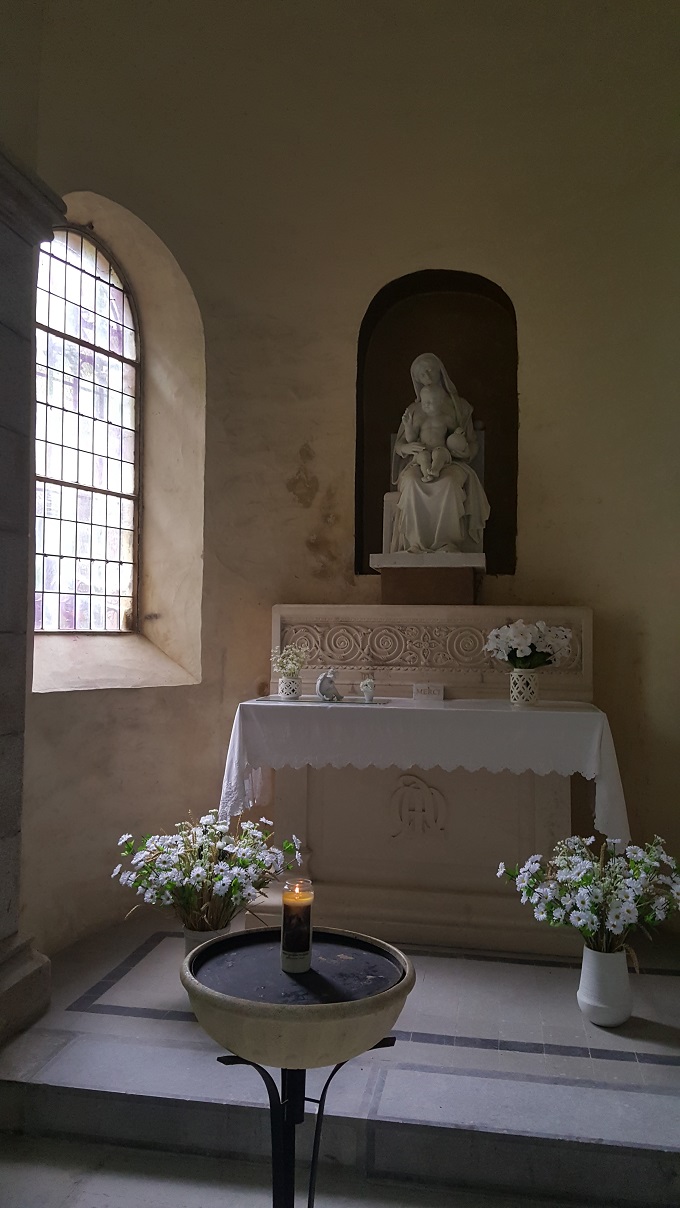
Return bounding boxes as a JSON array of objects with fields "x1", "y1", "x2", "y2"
[{"x1": 245, "y1": 605, "x2": 598, "y2": 955}]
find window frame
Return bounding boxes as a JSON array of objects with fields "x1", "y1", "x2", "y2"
[{"x1": 34, "y1": 222, "x2": 143, "y2": 635}]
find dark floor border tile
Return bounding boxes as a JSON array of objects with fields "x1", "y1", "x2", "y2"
[
  {"x1": 636, "y1": 1051, "x2": 680, "y2": 1067},
  {"x1": 589, "y1": 1047, "x2": 637, "y2": 1063},
  {"x1": 544, "y1": 1042, "x2": 590, "y2": 1058},
  {"x1": 392, "y1": 1028, "x2": 680, "y2": 1069},
  {"x1": 499, "y1": 1039, "x2": 544, "y2": 1054}
]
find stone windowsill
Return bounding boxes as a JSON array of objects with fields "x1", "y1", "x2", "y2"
[{"x1": 32, "y1": 633, "x2": 199, "y2": 693}]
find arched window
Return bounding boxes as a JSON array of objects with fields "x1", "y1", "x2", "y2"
[{"x1": 34, "y1": 227, "x2": 140, "y2": 632}]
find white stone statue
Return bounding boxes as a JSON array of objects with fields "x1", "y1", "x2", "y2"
[
  {"x1": 315, "y1": 668, "x2": 343, "y2": 702},
  {"x1": 390, "y1": 353, "x2": 490, "y2": 554}
]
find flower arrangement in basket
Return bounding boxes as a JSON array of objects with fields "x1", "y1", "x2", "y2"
[
  {"x1": 484, "y1": 619, "x2": 571, "y2": 704},
  {"x1": 271, "y1": 643, "x2": 307, "y2": 700},
  {"x1": 113, "y1": 810, "x2": 302, "y2": 932},
  {"x1": 498, "y1": 835, "x2": 680, "y2": 1025}
]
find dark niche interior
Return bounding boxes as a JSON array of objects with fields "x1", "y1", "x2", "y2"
[{"x1": 355, "y1": 270, "x2": 518, "y2": 577}]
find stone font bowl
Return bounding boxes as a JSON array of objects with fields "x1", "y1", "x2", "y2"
[{"x1": 181, "y1": 926, "x2": 415, "y2": 1069}]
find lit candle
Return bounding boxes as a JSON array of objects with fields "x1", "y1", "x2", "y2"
[{"x1": 281, "y1": 878, "x2": 314, "y2": 973}]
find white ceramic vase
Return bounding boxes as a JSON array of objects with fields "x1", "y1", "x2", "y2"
[
  {"x1": 576, "y1": 946, "x2": 632, "y2": 1027},
  {"x1": 278, "y1": 676, "x2": 302, "y2": 701},
  {"x1": 510, "y1": 669, "x2": 539, "y2": 706}
]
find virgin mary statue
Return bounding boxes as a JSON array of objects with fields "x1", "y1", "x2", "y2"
[{"x1": 390, "y1": 353, "x2": 490, "y2": 553}]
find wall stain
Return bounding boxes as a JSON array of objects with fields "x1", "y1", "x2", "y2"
[
  {"x1": 286, "y1": 443, "x2": 319, "y2": 508},
  {"x1": 306, "y1": 485, "x2": 354, "y2": 583}
]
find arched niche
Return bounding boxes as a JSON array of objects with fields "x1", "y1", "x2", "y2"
[
  {"x1": 33, "y1": 190, "x2": 206, "y2": 691},
  {"x1": 355, "y1": 270, "x2": 518, "y2": 576}
]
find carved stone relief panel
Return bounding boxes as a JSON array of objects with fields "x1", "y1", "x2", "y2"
[{"x1": 272, "y1": 605, "x2": 592, "y2": 700}]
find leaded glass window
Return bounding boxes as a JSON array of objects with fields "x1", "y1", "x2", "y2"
[{"x1": 34, "y1": 228, "x2": 139, "y2": 632}]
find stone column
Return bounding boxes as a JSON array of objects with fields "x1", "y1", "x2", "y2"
[{"x1": 0, "y1": 148, "x2": 64, "y2": 1042}]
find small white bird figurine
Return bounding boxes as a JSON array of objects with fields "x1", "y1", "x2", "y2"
[{"x1": 315, "y1": 668, "x2": 343, "y2": 702}]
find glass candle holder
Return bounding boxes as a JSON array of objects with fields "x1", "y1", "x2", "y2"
[{"x1": 281, "y1": 878, "x2": 314, "y2": 973}]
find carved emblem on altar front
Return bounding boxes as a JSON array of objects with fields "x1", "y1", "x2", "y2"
[{"x1": 391, "y1": 774, "x2": 447, "y2": 839}]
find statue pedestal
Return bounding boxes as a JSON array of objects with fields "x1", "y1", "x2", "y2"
[{"x1": 369, "y1": 553, "x2": 485, "y2": 605}]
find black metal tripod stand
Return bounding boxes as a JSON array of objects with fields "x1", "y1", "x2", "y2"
[{"x1": 218, "y1": 1036, "x2": 395, "y2": 1208}]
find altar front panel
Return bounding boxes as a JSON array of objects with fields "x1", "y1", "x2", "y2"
[{"x1": 271, "y1": 765, "x2": 581, "y2": 956}]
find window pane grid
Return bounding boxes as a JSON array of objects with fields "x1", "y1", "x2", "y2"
[{"x1": 35, "y1": 228, "x2": 139, "y2": 633}]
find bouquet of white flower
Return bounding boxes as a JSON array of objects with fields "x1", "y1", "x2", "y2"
[
  {"x1": 497, "y1": 835, "x2": 680, "y2": 952},
  {"x1": 271, "y1": 644, "x2": 307, "y2": 677},
  {"x1": 113, "y1": 810, "x2": 302, "y2": 932},
  {"x1": 484, "y1": 619, "x2": 571, "y2": 669}
]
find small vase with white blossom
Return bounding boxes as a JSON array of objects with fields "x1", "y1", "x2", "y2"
[
  {"x1": 497, "y1": 835, "x2": 680, "y2": 1026},
  {"x1": 271, "y1": 643, "x2": 307, "y2": 701},
  {"x1": 359, "y1": 674, "x2": 375, "y2": 703},
  {"x1": 484, "y1": 619, "x2": 571, "y2": 706}
]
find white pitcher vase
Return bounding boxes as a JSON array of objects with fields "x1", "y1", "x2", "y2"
[{"x1": 576, "y1": 946, "x2": 632, "y2": 1027}]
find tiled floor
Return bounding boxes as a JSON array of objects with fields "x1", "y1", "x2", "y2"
[{"x1": 1, "y1": 913, "x2": 679, "y2": 1204}]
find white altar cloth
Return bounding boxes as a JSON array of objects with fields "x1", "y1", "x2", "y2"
[{"x1": 219, "y1": 698, "x2": 630, "y2": 843}]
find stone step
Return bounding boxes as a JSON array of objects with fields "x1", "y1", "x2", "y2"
[{"x1": 2, "y1": 1067, "x2": 680, "y2": 1206}]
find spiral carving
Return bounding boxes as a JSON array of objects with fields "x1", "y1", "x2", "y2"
[
  {"x1": 281, "y1": 625, "x2": 321, "y2": 661},
  {"x1": 447, "y1": 627, "x2": 487, "y2": 666},
  {"x1": 325, "y1": 625, "x2": 363, "y2": 663},
  {"x1": 367, "y1": 626, "x2": 407, "y2": 663}
]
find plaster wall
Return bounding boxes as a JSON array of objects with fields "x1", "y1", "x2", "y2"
[
  {"x1": 7, "y1": 0, "x2": 679, "y2": 953},
  {"x1": 0, "y1": 0, "x2": 44, "y2": 170}
]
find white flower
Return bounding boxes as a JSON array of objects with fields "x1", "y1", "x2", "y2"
[
  {"x1": 118, "y1": 833, "x2": 133, "y2": 846},
  {"x1": 606, "y1": 908, "x2": 626, "y2": 935},
  {"x1": 497, "y1": 862, "x2": 506, "y2": 878},
  {"x1": 625, "y1": 845, "x2": 646, "y2": 861},
  {"x1": 569, "y1": 909, "x2": 598, "y2": 931},
  {"x1": 271, "y1": 643, "x2": 307, "y2": 676},
  {"x1": 484, "y1": 620, "x2": 571, "y2": 666},
  {"x1": 111, "y1": 863, "x2": 122, "y2": 878},
  {"x1": 534, "y1": 905, "x2": 548, "y2": 922}
]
